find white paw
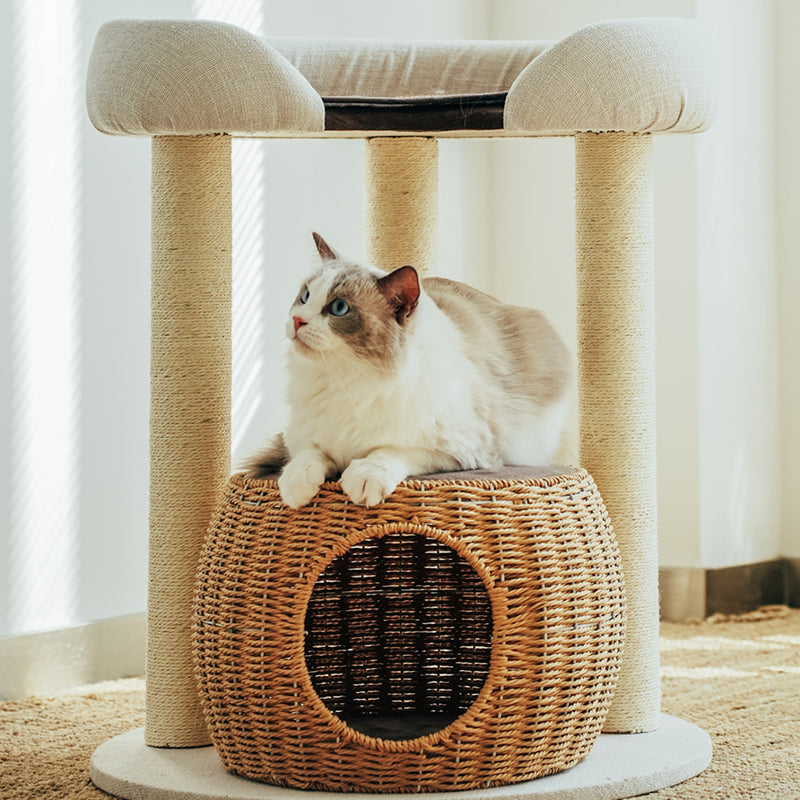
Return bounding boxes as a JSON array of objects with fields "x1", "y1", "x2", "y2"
[
  {"x1": 278, "y1": 456, "x2": 327, "y2": 508},
  {"x1": 340, "y1": 460, "x2": 399, "y2": 507}
]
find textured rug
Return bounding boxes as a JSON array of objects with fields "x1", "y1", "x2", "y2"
[{"x1": 1, "y1": 606, "x2": 798, "y2": 800}]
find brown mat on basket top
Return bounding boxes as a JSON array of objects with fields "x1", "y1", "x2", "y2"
[
  {"x1": 249, "y1": 464, "x2": 578, "y2": 484},
  {"x1": 2, "y1": 608, "x2": 799, "y2": 799}
]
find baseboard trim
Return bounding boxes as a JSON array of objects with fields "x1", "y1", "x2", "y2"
[
  {"x1": 660, "y1": 558, "x2": 800, "y2": 621},
  {"x1": 0, "y1": 613, "x2": 145, "y2": 700},
  {"x1": 785, "y1": 557, "x2": 800, "y2": 608}
]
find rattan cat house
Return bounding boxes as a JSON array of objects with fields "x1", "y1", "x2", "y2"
[
  {"x1": 194, "y1": 469, "x2": 624, "y2": 792},
  {"x1": 86, "y1": 16, "x2": 716, "y2": 800}
]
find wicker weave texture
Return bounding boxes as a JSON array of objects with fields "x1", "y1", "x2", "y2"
[{"x1": 193, "y1": 469, "x2": 625, "y2": 793}]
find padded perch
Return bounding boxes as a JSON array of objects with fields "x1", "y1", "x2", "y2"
[{"x1": 193, "y1": 467, "x2": 626, "y2": 793}]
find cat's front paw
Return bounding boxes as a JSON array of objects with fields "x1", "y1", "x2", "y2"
[
  {"x1": 340, "y1": 460, "x2": 400, "y2": 507},
  {"x1": 278, "y1": 454, "x2": 328, "y2": 508}
]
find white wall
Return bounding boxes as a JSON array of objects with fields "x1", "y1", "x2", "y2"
[
  {"x1": 0, "y1": 0, "x2": 793, "y2": 651},
  {"x1": 3, "y1": 0, "x2": 150, "y2": 641},
  {"x1": 775, "y1": 0, "x2": 800, "y2": 560},
  {"x1": 0, "y1": 0, "x2": 13, "y2": 638},
  {"x1": 695, "y1": 0, "x2": 781, "y2": 567}
]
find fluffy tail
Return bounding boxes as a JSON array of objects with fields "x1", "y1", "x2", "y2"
[{"x1": 242, "y1": 433, "x2": 289, "y2": 479}]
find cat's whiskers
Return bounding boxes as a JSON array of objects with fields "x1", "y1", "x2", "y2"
[{"x1": 253, "y1": 324, "x2": 290, "y2": 354}]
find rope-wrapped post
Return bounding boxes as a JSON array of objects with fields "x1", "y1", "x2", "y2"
[
  {"x1": 147, "y1": 135, "x2": 232, "y2": 747},
  {"x1": 365, "y1": 137, "x2": 438, "y2": 275},
  {"x1": 575, "y1": 132, "x2": 660, "y2": 733}
]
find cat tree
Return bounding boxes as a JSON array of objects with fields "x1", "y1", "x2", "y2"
[{"x1": 86, "y1": 17, "x2": 716, "y2": 799}]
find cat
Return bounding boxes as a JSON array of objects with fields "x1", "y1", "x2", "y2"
[{"x1": 245, "y1": 232, "x2": 572, "y2": 508}]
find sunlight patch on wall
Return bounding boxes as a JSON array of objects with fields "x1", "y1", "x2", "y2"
[
  {"x1": 8, "y1": 0, "x2": 81, "y2": 635},
  {"x1": 230, "y1": 139, "x2": 267, "y2": 459},
  {"x1": 193, "y1": 0, "x2": 267, "y2": 462}
]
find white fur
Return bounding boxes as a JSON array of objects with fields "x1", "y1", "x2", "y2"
[{"x1": 277, "y1": 264, "x2": 569, "y2": 508}]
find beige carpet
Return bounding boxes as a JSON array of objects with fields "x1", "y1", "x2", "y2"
[{"x1": 1, "y1": 607, "x2": 798, "y2": 800}]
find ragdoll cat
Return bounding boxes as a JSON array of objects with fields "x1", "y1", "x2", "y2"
[{"x1": 246, "y1": 233, "x2": 572, "y2": 508}]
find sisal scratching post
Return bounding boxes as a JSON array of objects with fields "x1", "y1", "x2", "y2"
[
  {"x1": 365, "y1": 137, "x2": 438, "y2": 275},
  {"x1": 147, "y1": 135, "x2": 232, "y2": 747},
  {"x1": 575, "y1": 132, "x2": 660, "y2": 733}
]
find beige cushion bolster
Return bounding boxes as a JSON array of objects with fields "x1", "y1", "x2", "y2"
[
  {"x1": 505, "y1": 18, "x2": 716, "y2": 135},
  {"x1": 86, "y1": 19, "x2": 325, "y2": 136}
]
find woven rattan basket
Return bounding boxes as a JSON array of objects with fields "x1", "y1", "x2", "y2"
[{"x1": 193, "y1": 466, "x2": 625, "y2": 793}]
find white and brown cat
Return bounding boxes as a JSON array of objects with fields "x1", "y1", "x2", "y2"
[{"x1": 246, "y1": 233, "x2": 572, "y2": 508}]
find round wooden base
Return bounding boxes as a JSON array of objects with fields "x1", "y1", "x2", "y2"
[{"x1": 90, "y1": 714, "x2": 711, "y2": 800}]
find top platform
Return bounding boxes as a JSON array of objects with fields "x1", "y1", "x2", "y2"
[{"x1": 86, "y1": 18, "x2": 715, "y2": 139}]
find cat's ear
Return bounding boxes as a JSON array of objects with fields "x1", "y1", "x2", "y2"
[
  {"x1": 312, "y1": 232, "x2": 338, "y2": 263},
  {"x1": 377, "y1": 266, "x2": 420, "y2": 324}
]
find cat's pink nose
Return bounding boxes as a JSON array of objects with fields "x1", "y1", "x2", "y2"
[{"x1": 293, "y1": 316, "x2": 307, "y2": 334}]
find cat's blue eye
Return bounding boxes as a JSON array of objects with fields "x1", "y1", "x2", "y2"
[
  {"x1": 299, "y1": 286, "x2": 310, "y2": 304},
  {"x1": 330, "y1": 298, "x2": 350, "y2": 317}
]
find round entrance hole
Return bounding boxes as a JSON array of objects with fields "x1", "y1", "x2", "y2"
[{"x1": 304, "y1": 529, "x2": 493, "y2": 741}]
